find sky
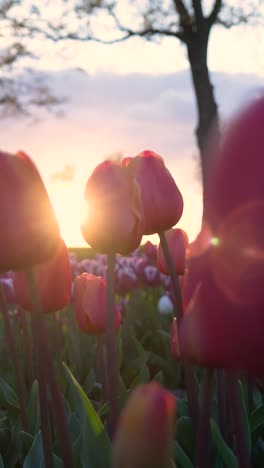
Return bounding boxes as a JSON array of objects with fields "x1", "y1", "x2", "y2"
[{"x1": 1, "y1": 4, "x2": 264, "y2": 247}]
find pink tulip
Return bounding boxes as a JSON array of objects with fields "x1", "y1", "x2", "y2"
[
  {"x1": 112, "y1": 382, "x2": 176, "y2": 468},
  {"x1": 123, "y1": 150, "x2": 183, "y2": 235},
  {"x1": 13, "y1": 238, "x2": 71, "y2": 313},
  {"x1": 81, "y1": 160, "x2": 144, "y2": 255},
  {"x1": 73, "y1": 273, "x2": 121, "y2": 334},
  {"x1": 0, "y1": 150, "x2": 60, "y2": 272},
  {"x1": 180, "y1": 95, "x2": 264, "y2": 375}
]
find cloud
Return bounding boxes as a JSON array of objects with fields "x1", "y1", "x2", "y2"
[{"x1": 50, "y1": 164, "x2": 76, "y2": 183}]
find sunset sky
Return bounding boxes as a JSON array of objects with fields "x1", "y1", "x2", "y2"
[{"x1": 1, "y1": 4, "x2": 264, "y2": 247}]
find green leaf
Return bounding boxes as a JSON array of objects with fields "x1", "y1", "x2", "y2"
[
  {"x1": 0, "y1": 378, "x2": 19, "y2": 409},
  {"x1": 253, "y1": 387, "x2": 263, "y2": 408},
  {"x1": 176, "y1": 416, "x2": 194, "y2": 462},
  {"x1": 210, "y1": 419, "x2": 237, "y2": 468},
  {"x1": 63, "y1": 362, "x2": 111, "y2": 468},
  {"x1": 238, "y1": 380, "x2": 251, "y2": 454},
  {"x1": 23, "y1": 431, "x2": 63, "y2": 468},
  {"x1": 173, "y1": 441, "x2": 193, "y2": 468},
  {"x1": 27, "y1": 381, "x2": 40, "y2": 435},
  {"x1": 250, "y1": 404, "x2": 264, "y2": 433},
  {"x1": 0, "y1": 455, "x2": 4, "y2": 468}
]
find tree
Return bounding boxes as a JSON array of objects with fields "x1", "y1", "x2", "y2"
[
  {"x1": 0, "y1": 1, "x2": 63, "y2": 117},
  {"x1": 13, "y1": 0, "x2": 262, "y2": 199}
]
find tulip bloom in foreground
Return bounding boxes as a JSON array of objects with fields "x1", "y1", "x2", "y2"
[
  {"x1": 81, "y1": 160, "x2": 143, "y2": 255},
  {"x1": 13, "y1": 238, "x2": 72, "y2": 313},
  {"x1": 123, "y1": 150, "x2": 183, "y2": 235},
  {"x1": 158, "y1": 228, "x2": 189, "y2": 276},
  {"x1": 73, "y1": 273, "x2": 121, "y2": 334},
  {"x1": 112, "y1": 382, "x2": 176, "y2": 468},
  {"x1": 0, "y1": 150, "x2": 60, "y2": 272},
  {"x1": 180, "y1": 95, "x2": 264, "y2": 375}
]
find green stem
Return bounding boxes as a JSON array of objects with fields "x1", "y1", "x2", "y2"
[
  {"x1": 97, "y1": 335, "x2": 107, "y2": 402},
  {"x1": 19, "y1": 306, "x2": 34, "y2": 389},
  {"x1": 106, "y1": 252, "x2": 119, "y2": 438},
  {"x1": 158, "y1": 231, "x2": 182, "y2": 321},
  {"x1": 27, "y1": 269, "x2": 74, "y2": 468},
  {"x1": 0, "y1": 284, "x2": 29, "y2": 432},
  {"x1": 196, "y1": 368, "x2": 214, "y2": 468},
  {"x1": 158, "y1": 231, "x2": 199, "y2": 429},
  {"x1": 27, "y1": 270, "x2": 54, "y2": 468},
  {"x1": 227, "y1": 371, "x2": 251, "y2": 468}
]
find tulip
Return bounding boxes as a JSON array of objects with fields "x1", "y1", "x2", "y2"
[
  {"x1": 144, "y1": 240, "x2": 157, "y2": 260},
  {"x1": 157, "y1": 295, "x2": 174, "y2": 316},
  {"x1": 123, "y1": 150, "x2": 183, "y2": 235},
  {"x1": 112, "y1": 382, "x2": 176, "y2": 468},
  {"x1": 0, "y1": 150, "x2": 60, "y2": 272},
  {"x1": 180, "y1": 95, "x2": 264, "y2": 375},
  {"x1": 73, "y1": 273, "x2": 121, "y2": 334},
  {"x1": 81, "y1": 160, "x2": 144, "y2": 255},
  {"x1": 158, "y1": 228, "x2": 189, "y2": 276},
  {"x1": 13, "y1": 238, "x2": 72, "y2": 313}
]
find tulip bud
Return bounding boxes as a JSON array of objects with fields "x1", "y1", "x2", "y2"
[
  {"x1": 158, "y1": 228, "x2": 189, "y2": 276},
  {"x1": 81, "y1": 160, "x2": 144, "y2": 255},
  {"x1": 13, "y1": 238, "x2": 72, "y2": 313},
  {"x1": 73, "y1": 273, "x2": 121, "y2": 334},
  {"x1": 112, "y1": 382, "x2": 176, "y2": 468},
  {"x1": 0, "y1": 150, "x2": 60, "y2": 272},
  {"x1": 123, "y1": 150, "x2": 183, "y2": 235},
  {"x1": 180, "y1": 95, "x2": 264, "y2": 376}
]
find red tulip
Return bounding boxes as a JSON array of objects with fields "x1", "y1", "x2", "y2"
[
  {"x1": 13, "y1": 238, "x2": 71, "y2": 313},
  {"x1": 123, "y1": 150, "x2": 183, "y2": 235},
  {"x1": 0, "y1": 150, "x2": 60, "y2": 272},
  {"x1": 73, "y1": 273, "x2": 121, "y2": 334},
  {"x1": 112, "y1": 382, "x2": 176, "y2": 468},
  {"x1": 157, "y1": 228, "x2": 189, "y2": 276},
  {"x1": 180, "y1": 96, "x2": 264, "y2": 375},
  {"x1": 81, "y1": 160, "x2": 144, "y2": 255}
]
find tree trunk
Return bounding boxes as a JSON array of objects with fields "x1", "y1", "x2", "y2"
[{"x1": 186, "y1": 27, "x2": 220, "y2": 207}]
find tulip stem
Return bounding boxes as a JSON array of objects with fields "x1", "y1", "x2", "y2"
[
  {"x1": 158, "y1": 231, "x2": 199, "y2": 429},
  {"x1": 106, "y1": 252, "x2": 119, "y2": 438},
  {"x1": 27, "y1": 270, "x2": 54, "y2": 468},
  {"x1": 19, "y1": 306, "x2": 34, "y2": 389},
  {"x1": 0, "y1": 284, "x2": 29, "y2": 432},
  {"x1": 217, "y1": 369, "x2": 229, "y2": 445},
  {"x1": 27, "y1": 269, "x2": 74, "y2": 468},
  {"x1": 196, "y1": 368, "x2": 214, "y2": 468},
  {"x1": 158, "y1": 231, "x2": 182, "y2": 322},
  {"x1": 227, "y1": 372, "x2": 251, "y2": 468},
  {"x1": 97, "y1": 335, "x2": 107, "y2": 402}
]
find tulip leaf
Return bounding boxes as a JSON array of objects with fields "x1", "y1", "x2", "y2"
[
  {"x1": 238, "y1": 380, "x2": 251, "y2": 454},
  {"x1": 210, "y1": 418, "x2": 238, "y2": 468},
  {"x1": 173, "y1": 441, "x2": 194, "y2": 468},
  {"x1": 176, "y1": 416, "x2": 194, "y2": 462},
  {"x1": 63, "y1": 362, "x2": 111, "y2": 468},
  {"x1": 0, "y1": 378, "x2": 19, "y2": 409},
  {"x1": 250, "y1": 404, "x2": 264, "y2": 433},
  {"x1": 23, "y1": 431, "x2": 63, "y2": 468},
  {"x1": 27, "y1": 381, "x2": 40, "y2": 436},
  {"x1": 0, "y1": 455, "x2": 4, "y2": 468}
]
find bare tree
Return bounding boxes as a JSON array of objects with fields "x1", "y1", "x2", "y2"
[{"x1": 12, "y1": 0, "x2": 263, "y2": 198}]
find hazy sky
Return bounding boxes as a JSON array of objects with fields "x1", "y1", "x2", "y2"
[{"x1": 1, "y1": 8, "x2": 264, "y2": 247}]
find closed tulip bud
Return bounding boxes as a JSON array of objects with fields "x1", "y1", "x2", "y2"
[
  {"x1": 112, "y1": 382, "x2": 176, "y2": 468},
  {"x1": 81, "y1": 161, "x2": 144, "y2": 255},
  {"x1": 0, "y1": 150, "x2": 60, "y2": 272},
  {"x1": 170, "y1": 318, "x2": 181, "y2": 360},
  {"x1": 73, "y1": 273, "x2": 121, "y2": 334},
  {"x1": 13, "y1": 238, "x2": 71, "y2": 313},
  {"x1": 123, "y1": 150, "x2": 183, "y2": 235},
  {"x1": 180, "y1": 96, "x2": 264, "y2": 376},
  {"x1": 158, "y1": 228, "x2": 189, "y2": 276}
]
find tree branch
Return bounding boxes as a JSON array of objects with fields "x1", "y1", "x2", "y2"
[
  {"x1": 173, "y1": 0, "x2": 191, "y2": 27},
  {"x1": 192, "y1": 0, "x2": 204, "y2": 25},
  {"x1": 207, "y1": 0, "x2": 222, "y2": 26}
]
